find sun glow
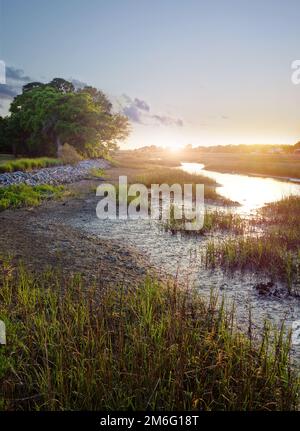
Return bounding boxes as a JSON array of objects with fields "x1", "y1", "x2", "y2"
[{"x1": 168, "y1": 143, "x2": 184, "y2": 152}]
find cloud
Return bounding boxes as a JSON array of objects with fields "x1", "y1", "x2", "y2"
[
  {"x1": 71, "y1": 78, "x2": 88, "y2": 89},
  {"x1": 123, "y1": 105, "x2": 142, "y2": 123},
  {"x1": 134, "y1": 97, "x2": 150, "y2": 112},
  {"x1": 119, "y1": 94, "x2": 183, "y2": 127},
  {"x1": 117, "y1": 94, "x2": 146, "y2": 124},
  {"x1": 6, "y1": 66, "x2": 32, "y2": 82},
  {"x1": 152, "y1": 114, "x2": 183, "y2": 127},
  {"x1": 0, "y1": 66, "x2": 34, "y2": 104},
  {"x1": 0, "y1": 84, "x2": 19, "y2": 100}
]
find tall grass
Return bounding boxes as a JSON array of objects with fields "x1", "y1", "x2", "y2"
[
  {"x1": 164, "y1": 207, "x2": 246, "y2": 235},
  {"x1": 135, "y1": 168, "x2": 235, "y2": 204},
  {"x1": 114, "y1": 152, "x2": 180, "y2": 169},
  {"x1": 205, "y1": 236, "x2": 300, "y2": 291},
  {"x1": 198, "y1": 153, "x2": 300, "y2": 179},
  {"x1": 205, "y1": 196, "x2": 300, "y2": 293},
  {"x1": 0, "y1": 158, "x2": 62, "y2": 173},
  {"x1": 0, "y1": 184, "x2": 66, "y2": 211},
  {"x1": 88, "y1": 167, "x2": 107, "y2": 178},
  {"x1": 136, "y1": 167, "x2": 217, "y2": 187},
  {"x1": 0, "y1": 261, "x2": 298, "y2": 410}
]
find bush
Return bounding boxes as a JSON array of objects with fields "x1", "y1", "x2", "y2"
[
  {"x1": 0, "y1": 184, "x2": 65, "y2": 210},
  {"x1": 60, "y1": 143, "x2": 82, "y2": 165}
]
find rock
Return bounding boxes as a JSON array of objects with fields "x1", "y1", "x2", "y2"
[
  {"x1": 292, "y1": 321, "x2": 300, "y2": 345},
  {"x1": 0, "y1": 158, "x2": 110, "y2": 188},
  {"x1": 254, "y1": 281, "x2": 274, "y2": 295},
  {"x1": 253, "y1": 281, "x2": 287, "y2": 297}
]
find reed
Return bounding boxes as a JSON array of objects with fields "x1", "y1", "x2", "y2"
[
  {"x1": 0, "y1": 260, "x2": 298, "y2": 410},
  {"x1": 205, "y1": 196, "x2": 300, "y2": 293},
  {"x1": 135, "y1": 168, "x2": 235, "y2": 204},
  {"x1": 164, "y1": 207, "x2": 246, "y2": 235}
]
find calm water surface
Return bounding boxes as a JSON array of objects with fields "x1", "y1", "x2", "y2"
[{"x1": 180, "y1": 162, "x2": 300, "y2": 212}]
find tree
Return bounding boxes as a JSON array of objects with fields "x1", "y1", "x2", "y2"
[
  {"x1": 5, "y1": 78, "x2": 130, "y2": 158},
  {"x1": 22, "y1": 82, "x2": 44, "y2": 93},
  {"x1": 78, "y1": 86, "x2": 112, "y2": 113},
  {"x1": 0, "y1": 115, "x2": 27, "y2": 156},
  {"x1": 49, "y1": 78, "x2": 75, "y2": 94},
  {"x1": 0, "y1": 117, "x2": 9, "y2": 153}
]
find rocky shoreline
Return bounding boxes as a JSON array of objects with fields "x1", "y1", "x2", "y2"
[{"x1": 0, "y1": 158, "x2": 109, "y2": 187}]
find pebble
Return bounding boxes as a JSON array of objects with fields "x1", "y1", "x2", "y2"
[{"x1": 0, "y1": 159, "x2": 109, "y2": 187}]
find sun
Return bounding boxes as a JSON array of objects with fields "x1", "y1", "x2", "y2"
[{"x1": 168, "y1": 143, "x2": 184, "y2": 152}]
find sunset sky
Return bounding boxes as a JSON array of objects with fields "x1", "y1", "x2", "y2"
[{"x1": 1, "y1": 0, "x2": 300, "y2": 148}]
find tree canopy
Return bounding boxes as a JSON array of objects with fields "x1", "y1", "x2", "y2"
[{"x1": 0, "y1": 78, "x2": 130, "y2": 158}]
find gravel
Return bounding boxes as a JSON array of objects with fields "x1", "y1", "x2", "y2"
[{"x1": 0, "y1": 159, "x2": 110, "y2": 187}]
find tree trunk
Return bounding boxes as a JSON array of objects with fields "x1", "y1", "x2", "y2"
[
  {"x1": 12, "y1": 141, "x2": 17, "y2": 158},
  {"x1": 56, "y1": 136, "x2": 63, "y2": 158}
]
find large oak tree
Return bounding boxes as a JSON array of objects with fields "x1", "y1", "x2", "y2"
[{"x1": 1, "y1": 78, "x2": 129, "y2": 158}]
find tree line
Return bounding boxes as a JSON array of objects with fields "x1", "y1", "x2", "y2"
[{"x1": 0, "y1": 78, "x2": 130, "y2": 158}]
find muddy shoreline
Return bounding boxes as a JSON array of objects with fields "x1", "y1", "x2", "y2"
[{"x1": 0, "y1": 178, "x2": 157, "y2": 287}]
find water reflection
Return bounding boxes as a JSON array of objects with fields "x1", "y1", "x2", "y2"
[{"x1": 180, "y1": 162, "x2": 300, "y2": 212}]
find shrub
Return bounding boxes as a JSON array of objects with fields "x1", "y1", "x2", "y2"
[
  {"x1": 0, "y1": 184, "x2": 65, "y2": 210},
  {"x1": 60, "y1": 143, "x2": 82, "y2": 165}
]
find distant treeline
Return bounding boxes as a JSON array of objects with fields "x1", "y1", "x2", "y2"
[
  {"x1": 191, "y1": 143, "x2": 300, "y2": 154},
  {"x1": 132, "y1": 142, "x2": 300, "y2": 154}
]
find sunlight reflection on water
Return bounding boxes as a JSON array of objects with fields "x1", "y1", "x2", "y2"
[{"x1": 180, "y1": 162, "x2": 300, "y2": 212}]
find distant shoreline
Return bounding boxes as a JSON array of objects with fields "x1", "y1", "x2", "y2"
[{"x1": 184, "y1": 161, "x2": 300, "y2": 184}]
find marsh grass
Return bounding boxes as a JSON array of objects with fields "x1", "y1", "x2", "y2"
[
  {"x1": 0, "y1": 157, "x2": 62, "y2": 173},
  {"x1": 205, "y1": 196, "x2": 300, "y2": 293},
  {"x1": 114, "y1": 152, "x2": 179, "y2": 169},
  {"x1": 205, "y1": 236, "x2": 300, "y2": 290},
  {"x1": 136, "y1": 167, "x2": 217, "y2": 187},
  {"x1": 0, "y1": 261, "x2": 298, "y2": 411},
  {"x1": 135, "y1": 168, "x2": 235, "y2": 205},
  {"x1": 88, "y1": 167, "x2": 107, "y2": 178},
  {"x1": 164, "y1": 207, "x2": 246, "y2": 235},
  {"x1": 198, "y1": 153, "x2": 300, "y2": 179},
  {"x1": 0, "y1": 184, "x2": 66, "y2": 211}
]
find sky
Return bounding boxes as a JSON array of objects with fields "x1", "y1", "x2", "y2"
[{"x1": 1, "y1": 0, "x2": 300, "y2": 149}]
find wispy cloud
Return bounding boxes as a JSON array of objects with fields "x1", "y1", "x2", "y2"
[
  {"x1": 0, "y1": 84, "x2": 19, "y2": 100},
  {"x1": 0, "y1": 66, "x2": 34, "y2": 103},
  {"x1": 123, "y1": 104, "x2": 142, "y2": 123},
  {"x1": 118, "y1": 94, "x2": 183, "y2": 127},
  {"x1": 6, "y1": 66, "x2": 32, "y2": 82},
  {"x1": 71, "y1": 78, "x2": 88, "y2": 89},
  {"x1": 152, "y1": 114, "x2": 183, "y2": 127},
  {"x1": 133, "y1": 97, "x2": 150, "y2": 112}
]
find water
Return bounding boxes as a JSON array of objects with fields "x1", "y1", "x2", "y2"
[
  {"x1": 69, "y1": 163, "x2": 300, "y2": 352},
  {"x1": 180, "y1": 162, "x2": 300, "y2": 213}
]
